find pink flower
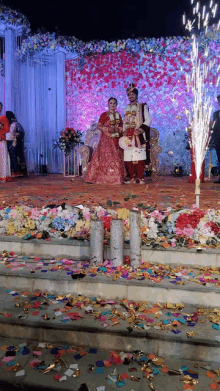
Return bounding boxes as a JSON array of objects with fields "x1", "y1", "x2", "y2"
[
  {"x1": 182, "y1": 227, "x2": 194, "y2": 237},
  {"x1": 83, "y1": 212, "x2": 90, "y2": 220},
  {"x1": 151, "y1": 210, "x2": 164, "y2": 223}
]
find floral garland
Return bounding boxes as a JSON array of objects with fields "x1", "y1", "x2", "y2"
[
  {"x1": 0, "y1": 4, "x2": 30, "y2": 34},
  {"x1": 15, "y1": 25, "x2": 220, "y2": 62},
  {"x1": 0, "y1": 204, "x2": 220, "y2": 248},
  {"x1": 16, "y1": 32, "x2": 84, "y2": 61},
  {"x1": 54, "y1": 127, "x2": 83, "y2": 156}
]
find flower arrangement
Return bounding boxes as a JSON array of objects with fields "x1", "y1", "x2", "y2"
[
  {"x1": 54, "y1": 127, "x2": 83, "y2": 156},
  {"x1": 0, "y1": 204, "x2": 220, "y2": 248},
  {"x1": 0, "y1": 4, "x2": 30, "y2": 34}
]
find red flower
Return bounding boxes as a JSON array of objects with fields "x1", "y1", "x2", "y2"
[
  {"x1": 208, "y1": 221, "x2": 220, "y2": 235},
  {"x1": 176, "y1": 210, "x2": 205, "y2": 232},
  {"x1": 124, "y1": 255, "x2": 130, "y2": 266},
  {"x1": 101, "y1": 216, "x2": 113, "y2": 230}
]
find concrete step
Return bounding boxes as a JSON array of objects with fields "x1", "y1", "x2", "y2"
[
  {"x1": 0, "y1": 256, "x2": 220, "y2": 307},
  {"x1": 1, "y1": 235, "x2": 220, "y2": 267},
  {"x1": 0, "y1": 288, "x2": 220, "y2": 363},
  {"x1": 0, "y1": 337, "x2": 218, "y2": 391}
]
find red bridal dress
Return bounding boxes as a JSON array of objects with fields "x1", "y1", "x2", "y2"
[
  {"x1": 189, "y1": 131, "x2": 205, "y2": 184},
  {"x1": 0, "y1": 115, "x2": 11, "y2": 182},
  {"x1": 85, "y1": 112, "x2": 126, "y2": 184}
]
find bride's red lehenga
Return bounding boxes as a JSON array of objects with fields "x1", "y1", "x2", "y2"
[{"x1": 85, "y1": 112, "x2": 126, "y2": 184}]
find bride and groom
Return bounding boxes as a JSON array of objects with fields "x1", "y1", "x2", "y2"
[{"x1": 85, "y1": 83, "x2": 151, "y2": 185}]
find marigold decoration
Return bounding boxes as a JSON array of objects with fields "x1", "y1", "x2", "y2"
[{"x1": 54, "y1": 127, "x2": 83, "y2": 156}]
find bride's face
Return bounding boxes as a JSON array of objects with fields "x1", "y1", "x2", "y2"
[{"x1": 108, "y1": 99, "x2": 117, "y2": 112}]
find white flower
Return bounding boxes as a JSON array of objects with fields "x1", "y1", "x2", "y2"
[{"x1": 147, "y1": 217, "x2": 158, "y2": 239}]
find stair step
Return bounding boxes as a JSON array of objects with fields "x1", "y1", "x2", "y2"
[
  {"x1": 0, "y1": 336, "x2": 218, "y2": 391},
  {"x1": 0, "y1": 288, "x2": 220, "y2": 363},
  {"x1": 1, "y1": 235, "x2": 220, "y2": 267},
  {"x1": 1, "y1": 257, "x2": 220, "y2": 307}
]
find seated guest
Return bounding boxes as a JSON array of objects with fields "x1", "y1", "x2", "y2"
[
  {"x1": 0, "y1": 113, "x2": 11, "y2": 182},
  {"x1": 85, "y1": 97, "x2": 126, "y2": 184}
]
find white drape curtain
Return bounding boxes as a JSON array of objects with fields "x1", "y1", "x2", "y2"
[
  {"x1": 13, "y1": 53, "x2": 63, "y2": 173},
  {"x1": 0, "y1": 74, "x2": 4, "y2": 107}
]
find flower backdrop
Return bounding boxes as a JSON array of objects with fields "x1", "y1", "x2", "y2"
[
  {"x1": 1, "y1": 3, "x2": 220, "y2": 174},
  {"x1": 64, "y1": 30, "x2": 220, "y2": 174}
]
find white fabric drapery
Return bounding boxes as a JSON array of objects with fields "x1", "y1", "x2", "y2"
[{"x1": 12, "y1": 52, "x2": 64, "y2": 173}]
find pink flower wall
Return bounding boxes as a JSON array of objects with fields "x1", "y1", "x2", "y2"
[{"x1": 66, "y1": 49, "x2": 220, "y2": 174}]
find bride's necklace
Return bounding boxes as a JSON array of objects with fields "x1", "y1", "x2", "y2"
[{"x1": 109, "y1": 111, "x2": 119, "y2": 122}]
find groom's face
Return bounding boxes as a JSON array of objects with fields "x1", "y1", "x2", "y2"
[{"x1": 128, "y1": 92, "x2": 137, "y2": 104}]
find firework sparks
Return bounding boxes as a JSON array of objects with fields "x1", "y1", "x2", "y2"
[{"x1": 183, "y1": 0, "x2": 220, "y2": 205}]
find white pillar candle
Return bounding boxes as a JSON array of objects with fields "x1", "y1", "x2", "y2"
[
  {"x1": 130, "y1": 210, "x2": 141, "y2": 268},
  {"x1": 110, "y1": 219, "x2": 124, "y2": 266},
  {"x1": 90, "y1": 220, "x2": 104, "y2": 265}
]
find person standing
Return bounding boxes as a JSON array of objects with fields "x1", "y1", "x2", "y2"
[
  {"x1": 123, "y1": 83, "x2": 151, "y2": 184},
  {"x1": 0, "y1": 113, "x2": 11, "y2": 182},
  {"x1": 212, "y1": 95, "x2": 220, "y2": 183},
  {"x1": 5, "y1": 111, "x2": 19, "y2": 177},
  {"x1": 14, "y1": 121, "x2": 27, "y2": 176},
  {"x1": 85, "y1": 97, "x2": 126, "y2": 184}
]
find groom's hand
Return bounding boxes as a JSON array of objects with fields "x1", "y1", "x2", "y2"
[{"x1": 134, "y1": 129, "x2": 141, "y2": 135}]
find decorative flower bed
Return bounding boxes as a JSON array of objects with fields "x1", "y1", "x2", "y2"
[{"x1": 0, "y1": 204, "x2": 220, "y2": 248}]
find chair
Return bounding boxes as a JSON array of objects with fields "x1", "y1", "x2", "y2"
[{"x1": 79, "y1": 123, "x2": 162, "y2": 181}]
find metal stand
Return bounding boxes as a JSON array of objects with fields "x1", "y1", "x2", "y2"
[
  {"x1": 63, "y1": 145, "x2": 80, "y2": 177},
  {"x1": 195, "y1": 178, "x2": 200, "y2": 208}
]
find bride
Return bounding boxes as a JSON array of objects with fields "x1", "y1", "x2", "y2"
[{"x1": 85, "y1": 98, "x2": 126, "y2": 184}]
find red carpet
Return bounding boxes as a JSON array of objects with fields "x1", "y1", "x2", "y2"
[{"x1": 0, "y1": 175, "x2": 219, "y2": 210}]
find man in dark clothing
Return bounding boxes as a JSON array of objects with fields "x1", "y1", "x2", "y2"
[{"x1": 212, "y1": 95, "x2": 220, "y2": 183}]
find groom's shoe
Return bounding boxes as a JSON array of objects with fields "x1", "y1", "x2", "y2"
[{"x1": 214, "y1": 177, "x2": 220, "y2": 183}]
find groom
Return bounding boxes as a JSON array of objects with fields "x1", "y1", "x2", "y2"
[{"x1": 123, "y1": 83, "x2": 151, "y2": 184}]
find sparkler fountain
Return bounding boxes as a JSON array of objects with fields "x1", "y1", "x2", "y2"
[{"x1": 183, "y1": 0, "x2": 220, "y2": 207}]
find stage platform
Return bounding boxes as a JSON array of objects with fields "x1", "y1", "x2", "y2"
[{"x1": 0, "y1": 174, "x2": 220, "y2": 210}]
